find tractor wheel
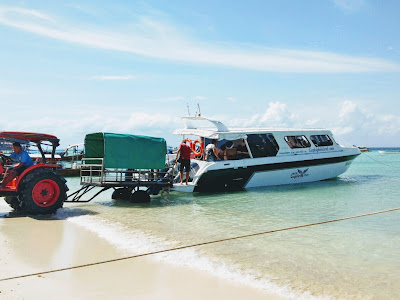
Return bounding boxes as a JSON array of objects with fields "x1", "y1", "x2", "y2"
[
  {"x1": 18, "y1": 169, "x2": 68, "y2": 215},
  {"x1": 130, "y1": 190, "x2": 150, "y2": 203},
  {"x1": 4, "y1": 196, "x2": 23, "y2": 211}
]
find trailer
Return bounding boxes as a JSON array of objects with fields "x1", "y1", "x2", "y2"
[{"x1": 66, "y1": 132, "x2": 173, "y2": 204}]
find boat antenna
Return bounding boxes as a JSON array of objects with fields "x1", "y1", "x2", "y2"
[
  {"x1": 186, "y1": 103, "x2": 190, "y2": 116},
  {"x1": 196, "y1": 103, "x2": 201, "y2": 117}
]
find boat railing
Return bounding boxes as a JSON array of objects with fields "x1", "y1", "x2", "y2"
[{"x1": 60, "y1": 143, "x2": 85, "y2": 161}]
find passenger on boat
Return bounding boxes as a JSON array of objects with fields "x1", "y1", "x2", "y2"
[
  {"x1": 236, "y1": 140, "x2": 249, "y2": 159},
  {"x1": 219, "y1": 141, "x2": 233, "y2": 160},
  {"x1": 219, "y1": 144, "x2": 227, "y2": 160},
  {"x1": 224, "y1": 141, "x2": 241, "y2": 160},
  {"x1": 225, "y1": 147, "x2": 237, "y2": 160},
  {"x1": 205, "y1": 139, "x2": 221, "y2": 162},
  {"x1": 0, "y1": 142, "x2": 33, "y2": 188},
  {"x1": 176, "y1": 139, "x2": 192, "y2": 185}
]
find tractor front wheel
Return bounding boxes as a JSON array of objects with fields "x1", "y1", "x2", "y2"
[{"x1": 18, "y1": 169, "x2": 68, "y2": 215}]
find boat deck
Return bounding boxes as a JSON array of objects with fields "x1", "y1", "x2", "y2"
[{"x1": 171, "y1": 183, "x2": 195, "y2": 192}]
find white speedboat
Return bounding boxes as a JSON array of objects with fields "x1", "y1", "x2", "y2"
[{"x1": 171, "y1": 117, "x2": 360, "y2": 192}]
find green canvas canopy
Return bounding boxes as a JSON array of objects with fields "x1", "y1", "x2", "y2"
[{"x1": 84, "y1": 132, "x2": 167, "y2": 169}]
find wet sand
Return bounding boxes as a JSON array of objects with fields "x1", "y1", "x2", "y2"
[{"x1": 0, "y1": 203, "x2": 284, "y2": 300}]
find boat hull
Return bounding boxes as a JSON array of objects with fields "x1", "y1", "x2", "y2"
[{"x1": 192, "y1": 154, "x2": 359, "y2": 192}]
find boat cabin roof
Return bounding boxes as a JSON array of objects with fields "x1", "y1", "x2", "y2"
[{"x1": 173, "y1": 117, "x2": 330, "y2": 141}]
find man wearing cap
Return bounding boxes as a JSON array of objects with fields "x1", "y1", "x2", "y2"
[{"x1": 0, "y1": 142, "x2": 33, "y2": 188}]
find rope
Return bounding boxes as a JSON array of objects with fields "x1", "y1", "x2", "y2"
[
  {"x1": 361, "y1": 151, "x2": 400, "y2": 168},
  {"x1": 1, "y1": 206, "x2": 399, "y2": 282}
]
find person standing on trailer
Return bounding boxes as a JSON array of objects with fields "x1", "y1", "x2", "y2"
[
  {"x1": 175, "y1": 139, "x2": 192, "y2": 185},
  {"x1": 0, "y1": 142, "x2": 33, "y2": 188}
]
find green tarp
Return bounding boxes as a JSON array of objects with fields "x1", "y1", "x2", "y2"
[{"x1": 84, "y1": 132, "x2": 167, "y2": 169}]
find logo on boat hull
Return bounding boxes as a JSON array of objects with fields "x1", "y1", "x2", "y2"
[{"x1": 291, "y1": 168, "x2": 309, "y2": 179}]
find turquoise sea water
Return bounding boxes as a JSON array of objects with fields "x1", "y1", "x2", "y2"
[{"x1": 3, "y1": 149, "x2": 400, "y2": 299}]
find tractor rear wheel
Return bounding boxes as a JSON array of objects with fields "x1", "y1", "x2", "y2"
[
  {"x1": 4, "y1": 196, "x2": 23, "y2": 211},
  {"x1": 18, "y1": 169, "x2": 68, "y2": 215}
]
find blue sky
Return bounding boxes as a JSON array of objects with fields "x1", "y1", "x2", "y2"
[{"x1": 0, "y1": 0, "x2": 399, "y2": 148}]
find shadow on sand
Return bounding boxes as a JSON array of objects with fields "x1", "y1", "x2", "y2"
[{"x1": 0, "y1": 207, "x2": 98, "y2": 220}]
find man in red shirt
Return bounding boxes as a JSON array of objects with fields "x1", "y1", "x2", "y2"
[{"x1": 175, "y1": 140, "x2": 192, "y2": 185}]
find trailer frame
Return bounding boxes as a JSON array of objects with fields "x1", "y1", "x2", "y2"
[{"x1": 65, "y1": 157, "x2": 174, "y2": 203}]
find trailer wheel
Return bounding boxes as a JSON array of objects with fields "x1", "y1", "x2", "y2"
[
  {"x1": 18, "y1": 169, "x2": 68, "y2": 215},
  {"x1": 130, "y1": 190, "x2": 150, "y2": 203},
  {"x1": 4, "y1": 196, "x2": 23, "y2": 211},
  {"x1": 111, "y1": 188, "x2": 132, "y2": 201}
]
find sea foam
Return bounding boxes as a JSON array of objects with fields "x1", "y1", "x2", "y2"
[{"x1": 61, "y1": 209, "x2": 330, "y2": 300}]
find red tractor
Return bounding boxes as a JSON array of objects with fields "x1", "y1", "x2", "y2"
[{"x1": 0, "y1": 132, "x2": 68, "y2": 215}]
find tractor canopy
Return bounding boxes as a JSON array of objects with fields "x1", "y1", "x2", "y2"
[
  {"x1": 0, "y1": 132, "x2": 60, "y2": 145},
  {"x1": 0, "y1": 131, "x2": 60, "y2": 162},
  {"x1": 84, "y1": 132, "x2": 167, "y2": 169}
]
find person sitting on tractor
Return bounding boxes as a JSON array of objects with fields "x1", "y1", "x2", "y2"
[{"x1": 0, "y1": 142, "x2": 33, "y2": 188}]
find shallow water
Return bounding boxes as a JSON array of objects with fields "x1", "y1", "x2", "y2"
[{"x1": 11, "y1": 150, "x2": 400, "y2": 299}]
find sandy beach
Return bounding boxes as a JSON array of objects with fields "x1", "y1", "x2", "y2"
[{"x1": 0, "y1": 202, "x2": 284, "y2": 300}]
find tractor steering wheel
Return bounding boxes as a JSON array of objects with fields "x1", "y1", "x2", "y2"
[{"x1": 0, "y1": 154, "x2": 11, "y2": 166}]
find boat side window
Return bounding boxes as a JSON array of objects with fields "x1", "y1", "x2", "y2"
[
  {"x1": 310, "y1": 135, "x2": 333, "y2": 147},
  {"x1": 284, "y1": 136, "x2": 311, "y2": 149},
  {"x1": 247, "y1": 134, "x2": 279, "y2": 158}
]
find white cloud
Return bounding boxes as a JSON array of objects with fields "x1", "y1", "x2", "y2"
[
  {"x1": 1, "y1": 100, "x2": 399, "y2": 147},
  {"x1": 322, "y1": 100, "x2": 400, "y2": 145},
  {"x1": 0, "y1": 105, "x2": 183, "y2": 148},
  {"x1": 332, "y1": 126, "x2": 354, "y2": 136},
  {"x1": 333, "y1": 0, "x2": 366, "y2": 12},
  {"x1": 260, "y1": 102, "x2": 288, "y2": 124},
  {"x1": 86, "y1": 75, "x2": 136, "y2": 81},
  {"x1": 304, "y1": 119, "x2": 320, "y2": 127},
  {"x1": 0, "y1": 87, "x2": 29, "y2": 95},
  {"x1": 0, "y1": 5, "x2": 399, "y2": 73},
  {"x1": 64, "y1": 3, "x2": 101, "y2": 16},
  {"x1": 9, "y1": 7, "x2": 56, "y2": 22},
  {"x1": 193, "y1": 96, "x2": 208, "y2": 101},
  {"x1": 336, "y1": 100, "x2": 375, "y2": 135},
  {"x1": 339, "y1": 100, "x2": 357, "y2": 118},
  {"x1": 224, "y1": 100, "x2": 400, "y2": 146},
  {"x1": 152, "y1": 96, "x2": 186, "y2": 103},
  {"x1": 226, "y1": 102, "x2": 295, "y2": 128}
]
